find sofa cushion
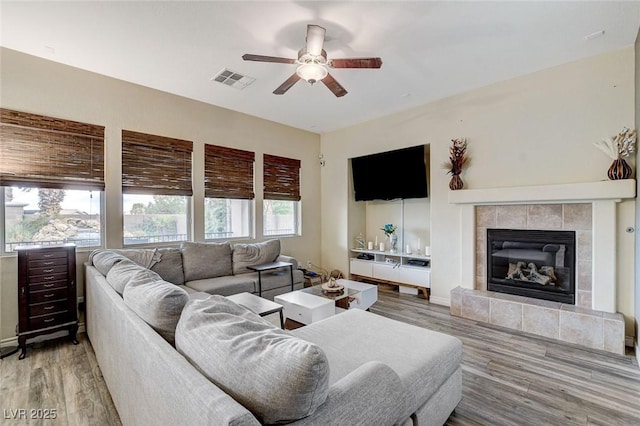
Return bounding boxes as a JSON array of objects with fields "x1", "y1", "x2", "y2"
[
  {"x1": 105, "y1": 260, "x2": 147, "y2": 295},
  {"x1": 181, "y1": 242, "x2": 232, "y2": 281},
  {"x1": 123, "y1": 277, "x2": 190, "y2": 345},
  {"x1": 127, "y1": 267, "x2": 163, "y2": 288},
  {"x1": 232, "y1": 239, "x2": 280, "y2": 274},
  {"x1": 185, "y1": 275, "x2": 255, "y2": 296},
  {"x1": 91, "y1": 250, "x2": 128, "y2": 276},
  {"x1": 151, "y1": 248, "x2": 185, "y2": 285},
  {"x1": 176, "y1": 296, "x2": 329, "y2": 424}
]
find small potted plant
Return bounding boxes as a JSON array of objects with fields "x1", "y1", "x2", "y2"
[{"x1": 380, "y1": 223, "x2": 398, "y2": 252}]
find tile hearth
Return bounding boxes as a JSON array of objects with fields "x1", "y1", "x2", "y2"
[{"x1": 450, "y1": 287, "x2": 625, "y2": 354}]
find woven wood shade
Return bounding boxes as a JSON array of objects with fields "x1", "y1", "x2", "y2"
[
  {"x1": 263, "y1": 154, "x2": 301, "y2": 201},
  {"x1": 0, "y1": 108, "x2": 105, "y2": 190},
  {"x1": 204, "y1": 144, "x2": 255, "y2": 199},
  {"x1": 122, "y1": 130, "x2": 193, "y2": 196}
]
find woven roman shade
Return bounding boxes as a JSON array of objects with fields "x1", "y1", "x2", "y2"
[
  {"x1": 122, "y1": 130, "x2": 193, "y2": 196},
  {"x1": 263, "y1": 154, "x2": 301, "y2": 201},
  {"x1": 0, "y1": 108, "x2": 105, "y2": 190},
  {"x1": 204, "y1": 144, "x2": 255, "y2": 199}
]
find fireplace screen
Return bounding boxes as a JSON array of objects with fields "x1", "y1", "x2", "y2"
[{"x1": 487, "y1": 229, "x2": 575, "y2": 304}]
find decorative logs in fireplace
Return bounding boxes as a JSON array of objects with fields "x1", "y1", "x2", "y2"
[{"x1": 506, "y1": 261, "x2": 557, "y2": 285}]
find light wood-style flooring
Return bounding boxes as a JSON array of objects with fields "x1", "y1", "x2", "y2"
[{"x1": 1, "y1": 287, "x2": 639, "y2": 425}]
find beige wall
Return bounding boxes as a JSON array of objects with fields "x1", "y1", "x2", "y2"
[
  {"x1": 321, "y1": 48, "x2": 636, "y2": 332},
  {"x1": 0, "y1": 48, "x2": 321, "y2": 342}
]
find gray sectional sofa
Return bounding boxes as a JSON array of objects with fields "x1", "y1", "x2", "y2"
[
  {"x1": 85, "y1": 243, "x2": 463, "y2": 426},
  {"x1": 89, "y1": 239, "x2": 304, "y2": 300}
]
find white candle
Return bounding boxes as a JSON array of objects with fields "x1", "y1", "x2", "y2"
[
  {"x1": 379, "y1": 242, "x2": 385, "y2": 251},
  {"x1": 424, "y1": 246, "x2": 431, "y2": 256},
  {"x1": 417, "y1": 238, "x2": 421, "y2": 253},
  {"x1": 406, "y1": 244, "x2": 412, "y2": 254},
  {"x1": 375, "y1": 236, "x2": 378, "y2": 246},
  {"x1": 367, "y1": 241, "x2": 374, "y2": 250}
]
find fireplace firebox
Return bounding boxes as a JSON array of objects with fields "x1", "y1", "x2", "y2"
[{"x1": 486, "y1": 229, "x2": 575, "y2": 304}]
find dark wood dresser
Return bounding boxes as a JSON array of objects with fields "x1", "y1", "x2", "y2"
[{"x1": 16, "y1": 244, "x2": 79, "y2": 359}]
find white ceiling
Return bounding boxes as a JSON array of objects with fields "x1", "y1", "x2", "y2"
[{"x1": 1, "y1": 1, "x2": 640, "y2": 134}]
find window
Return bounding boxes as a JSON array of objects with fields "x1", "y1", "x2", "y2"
[
  {"x1": 4, "y1": 188, "x2": 101, "y2": 252},
  {"x1": 0, "y1": 109, "x2": 104, "y2": 252},
  {"x1": 122, "y1": 130, "x2": 192, "y2": 245},
  {"x1": 123, "y1": 194, "x2": 188, "y2": 245},
  {"x1": 204, "y1": 144, "x2": 255, "y2": 240},
  {"x1": 263, "y1": 154, "x2": 301, "y2": 236},
  {"x1": 263, "y1": 199, "x2": 299, "y2": 236}
]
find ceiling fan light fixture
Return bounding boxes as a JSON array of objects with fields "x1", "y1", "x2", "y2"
[{"x1": 296, "y1": 63, "x2": 328, "y2": 84}]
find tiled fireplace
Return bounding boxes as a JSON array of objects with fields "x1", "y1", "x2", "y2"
[{"x1": 448, "y1": 180, "x2": 636, "y2": 354}]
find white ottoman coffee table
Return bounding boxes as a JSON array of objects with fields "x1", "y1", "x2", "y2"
[{"x1": 274, "y1": 279, "x2": 377, "y2": 328}]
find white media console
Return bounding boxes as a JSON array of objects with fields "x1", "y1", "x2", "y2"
[{"x1": 349, "y1": 249, "x2": 431, "y2": 298}]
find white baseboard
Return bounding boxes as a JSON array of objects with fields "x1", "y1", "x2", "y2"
[{"x1": 429, "y1": 296, "x2": 450, "y2": 307}]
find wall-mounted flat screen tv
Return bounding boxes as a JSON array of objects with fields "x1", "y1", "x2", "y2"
[{"x1": 351, "y1": 145, "x2": 428, "y2": 201}]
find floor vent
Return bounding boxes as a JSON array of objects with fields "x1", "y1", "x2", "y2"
[{"x1": 211, "y1": 68, "x2": 255, "y2": 90}]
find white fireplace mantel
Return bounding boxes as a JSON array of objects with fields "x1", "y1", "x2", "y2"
[
  {"x1": 449, "y1": 179, "x2": 636, "y2": 313},
  {"x1": 448, "y1": 179, "x2": 636, "y2": 205}
]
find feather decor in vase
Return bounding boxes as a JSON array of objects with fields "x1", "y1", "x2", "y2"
[
  {"x1": 593, "y1": 127, "x2": 636, "y2": 180},
  {"x1": 444, "y1": 138, "x2": 468, "y2": 190}
]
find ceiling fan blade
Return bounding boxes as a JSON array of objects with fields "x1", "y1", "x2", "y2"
[
  {"x1": 321, "y1": 73, "x2": 347, "y2": 98},
  {"x1": 242, "y1": 54, "x2": 296, "y2": 64},
  {"x1": 329, "y1": 58, "x2": 383, "y2": 69},
  {"x1": 306, "y1": 25, "x2": 326, "y2": 56},
  {"x1": 273, "y1": 73, "x2": 301, "y2": 95}
]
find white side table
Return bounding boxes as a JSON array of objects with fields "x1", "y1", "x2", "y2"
[
  {"x1": 274, "y1": 291, "x2": 334, "y2": 326},
  {"x1": 226, "y1": 292, "x2": 284, "y2": 329},
  {"x1": 339, "y1": 279, "x2": 378, "y2": 311}
]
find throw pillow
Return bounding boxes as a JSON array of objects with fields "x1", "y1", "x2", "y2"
[
  {"x1": 232, "y1": 239, "x2": 281, "y2": 274},
  {"x1": 180, "y1": 241, "x2": 232, "y2": 282},
  {"x1": 175, "y1": 296, "x2": 329, "y2": 424},
  {"x1": 123, "y1": 277, "x2": 189, "y2": 345},
  {"x1": 151, "y1": 248, "x2": 185, "y2": 285},
  {"x1": 105, "y1": 259, "x2": 147, "y2": 295}
]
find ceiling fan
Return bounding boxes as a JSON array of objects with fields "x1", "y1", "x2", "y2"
[{"x1": 242, "y1": 24, "x2": 382, "y2": 97}]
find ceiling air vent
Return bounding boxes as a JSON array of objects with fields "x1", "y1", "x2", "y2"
[{"x1": 211, "y1": 68, "x2": 255, "y2": 90}]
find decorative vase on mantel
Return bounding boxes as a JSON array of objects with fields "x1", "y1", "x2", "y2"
[
  {"x1": 607, "y1": 157, "x2": 633, "y2": 180},
  {"x1": 449, "y1": 174, "x2": 464, "y2": 190},
  {"x1": 387, "y1": 233, "x2": 398, "y2": 253}
]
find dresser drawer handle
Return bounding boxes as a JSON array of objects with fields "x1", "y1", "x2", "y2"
[
  {"x1": 43, "y1": 283, "x2": 55, "y2": 288},
  {"x1": 43, "y1": 293, "x2": 55, "y2": 298},
  {"x1": 42, "y1": 262, "x2": 54, "y2": 266},
  {"x1": 43, "y1": 276, "x2": 55, "y2": 280},
  {"x1": 44, "y1": 318, "x2": 55, "y2": 323},
  {"x1": 44, "y1": 306, "x2": 55, "y2": 310},
  {"x1": 42, "y1": 254, "x2": 53, "y2": 258},
  {"x1": 42, "y1": 268, "x2": 54, "y2": 273}
]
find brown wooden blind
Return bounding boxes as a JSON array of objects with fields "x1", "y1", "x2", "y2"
[
  {"x1": 204, "y1": 144, "x2": 255, "y2": 199},
  {"x1": 122, "y1": 130, "x2": 193, "y2": 196},
  {"x1": 0, "y1": 108, "x2": 105, "y2": 190},
  {"x1": 263, "y1": 154, "x2": 301, "y2": 201}
]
